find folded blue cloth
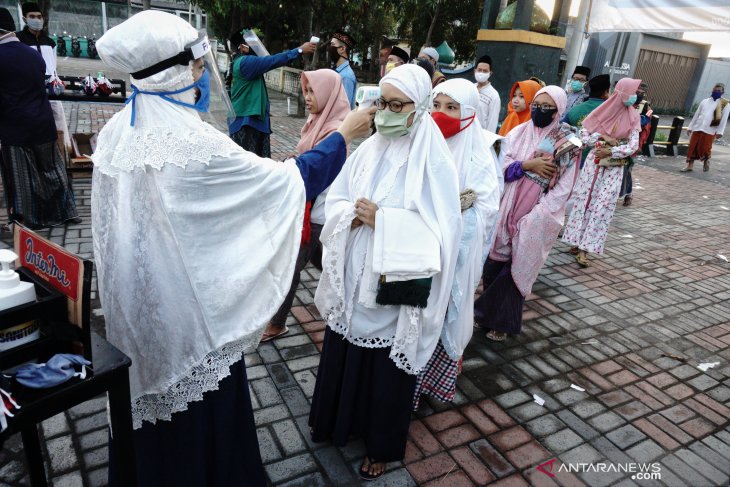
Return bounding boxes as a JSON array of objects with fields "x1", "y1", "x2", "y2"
[{"x1": 15, "y1": 354, "x2": 91, "y2": 388}]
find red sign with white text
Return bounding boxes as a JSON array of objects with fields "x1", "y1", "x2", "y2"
[{"x1": 15, "y1": 226, "x2": 81, "y2": 301}]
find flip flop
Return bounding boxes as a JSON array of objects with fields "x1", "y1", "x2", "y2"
[
  {"x1": 703, "y1": 161, "x2": 710, "y2": 172},
  {"x1": 575, "y1": 254, "x2": 591, "y2": 267},
  {"x1": 568, "y1": 246, "x2": 580, "y2": 255},
  {"x1": 360, "y1": 457, "x2": 385, "y2": 481},
  {"x1": 679, "y1": 167, "x2": 693, "y2": 172},
  {"x1": 260, "y1": 325, "x2": 289, "y2": 343},
  {"x1": 486, "y1": 330, "x2": 506, "y2": 342}
]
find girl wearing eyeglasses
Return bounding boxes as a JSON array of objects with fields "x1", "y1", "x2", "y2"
[{"x1": 310, "y1": 64, "x2": 461, "y2": 480}]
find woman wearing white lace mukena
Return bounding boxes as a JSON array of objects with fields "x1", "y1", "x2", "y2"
[
  {"x1": 91, "y1": 11, "x2": 374, "y2": 487},
  {"x1": 310, "y1": 64, "x2": 461, "y2": 480}
]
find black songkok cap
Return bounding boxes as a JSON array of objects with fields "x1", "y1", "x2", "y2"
[
  {"x1": 390, "y1": 45, "x2": 410, "y2": 64},
  {"x1": 21, "y1": 3, "x2": 41, "y2": 16},
  {"x1": 588, "y1": 74, "x2": 610, "y2": 94},
  {"x1": 476, "y1": 55, "x2": 492, "y2": 68},
  {"x1": 573, "y1": 65, "x2": 591, "y2": 77}
]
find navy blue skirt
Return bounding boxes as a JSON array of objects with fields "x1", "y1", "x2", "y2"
[
  {"x1": 473, "y1": 258, "x2": 525, "y2": 335},
  {"x1": 309, "y1": 327, "x2": 416, "y2": 463},
  {"x1": 109, "y1": 358, "x2": 265, "y2": 487}
]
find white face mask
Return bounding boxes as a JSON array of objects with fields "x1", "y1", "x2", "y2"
[
  {"x1": 26, "y1": 18, "x2": 44, "y2": 31},
  {"x1": 475, "y1": 72, "x2": 491, "y2": 84}
]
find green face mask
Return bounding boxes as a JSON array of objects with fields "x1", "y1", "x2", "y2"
[{"x1": 374, "y1": 108, "x2": 416, "y2": 137}]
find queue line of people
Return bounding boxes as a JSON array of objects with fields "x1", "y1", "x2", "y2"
[
  {"x1": 52, "y1": 8, "x2": 728, "y2": 486},
  {"x1": 87, "y1": 10, "x2": 592, "y2": 482}
]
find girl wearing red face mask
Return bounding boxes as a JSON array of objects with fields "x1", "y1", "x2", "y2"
[{"x1": 412, "y1": 79, "x2": 502, "y2": 409}]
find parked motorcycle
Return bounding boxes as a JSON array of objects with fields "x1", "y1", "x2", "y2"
[
  {"x1": 87, "y1": 37, "x2": 97, "y2": 59},
  {"x1": 56, "y1": 35, "x2": 67, "y2": 57},
  {"x1": 71, "y1": 36, "x2": 81, "y2": 58}
]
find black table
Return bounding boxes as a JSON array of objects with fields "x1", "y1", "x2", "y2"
[{"x1": 1, "y1": 333, "x2": 136, "y2": 487}]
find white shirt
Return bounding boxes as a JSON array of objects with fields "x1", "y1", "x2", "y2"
[
  {"x1": 688, "y1": 97, "x2": 730, "y2": 136},
  {"x1": 475, "y1": 83, "x2": 501, "y2": 133}
]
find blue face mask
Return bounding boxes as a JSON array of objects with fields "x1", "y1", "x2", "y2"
[
  {"x1": 711, "y1": 90, "x2": 723, "y2": 100},
  {"x1": 624, "y1": 94, "x2": 637, "y2": 106},
  {"x1": 14, "y1": 354, "x2": 91, "y2": 389},
  {"x1": 126, "y1": 68, "x2": 211, "y2": 126},
  {"x1": 570, "y1": 80, "x2": 585, "y2": 93}
]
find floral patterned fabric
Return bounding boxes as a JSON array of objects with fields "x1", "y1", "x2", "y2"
[{"x1": 563, "y1": 128, "x2": 639, "y2": 254}]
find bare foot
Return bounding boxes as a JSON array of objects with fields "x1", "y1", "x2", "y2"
[{"x1": 360, "y1": 457, "x2": 386, "y2": 480}]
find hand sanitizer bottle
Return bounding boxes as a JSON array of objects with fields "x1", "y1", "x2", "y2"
[{"x1": 0, "y1": 249, "x2": 39, "y2": 351}]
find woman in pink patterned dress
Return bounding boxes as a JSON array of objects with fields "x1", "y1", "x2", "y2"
[
  {"x1": 474, "y1": 85, "x2": 582, "y2": 341},
  {"x1": 562, "y1": 78, "x2": 642, "y2": 267}
]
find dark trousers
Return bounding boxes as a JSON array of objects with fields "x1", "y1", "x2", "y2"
[
  {"x1": 309, "y1": 328, "x2": 417, "y2": 463},
  {"x1": 270, "y1": 223, "x2": 324, "y2": 327},
  {"x1": 109, "y1": 359, "x2": 265, "y2": 487},
  {"x1": 231, "y1": 125, "x2": 271, "y2": 158},
  {"x1": 473, "y1": 258, "x2": 525, "y2": 335}
]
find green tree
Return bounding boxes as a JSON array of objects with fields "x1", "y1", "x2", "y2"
[{"x1": 396, "y1": 0, "x2": 482, "y2": 64}]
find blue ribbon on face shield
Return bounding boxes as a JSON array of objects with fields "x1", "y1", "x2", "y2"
[
  {"x1": 15, "y1": 354, "x2": 91, "y2": 389},
  {"x1": 125, "y1": 69, "x2": 211, "y2": 126}
]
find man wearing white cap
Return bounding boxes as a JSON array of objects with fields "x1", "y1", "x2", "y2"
[
  {"x1": 92, "y1": 10, "x2": 374, "y2": 487},
  {"x1": 418, "y1": 46, "x2": 445, "y2": 88}
]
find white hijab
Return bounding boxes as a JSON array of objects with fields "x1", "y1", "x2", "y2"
[
  {"x1": 92, "y1": 11, "x2": 305, "y2": 428},
  {"x1": 431, "y1": 79, "x2": 501, "y2": 359},
  {"x1": 315, "y1": 64, "x2": 461, "y2": 374}
]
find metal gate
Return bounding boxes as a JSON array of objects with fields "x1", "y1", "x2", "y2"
[{"x1": 634, "y1": 49, "x2": 698, "y2": 112}]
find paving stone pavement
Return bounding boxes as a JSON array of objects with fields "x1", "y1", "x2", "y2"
[{"x1": 1, "y1": 89, "x2": 730, "y2": 487}]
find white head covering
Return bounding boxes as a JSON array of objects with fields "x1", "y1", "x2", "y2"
[
  {"x1": 91, "y1": 11, "x2": 305, "y2": 428},
  {"x1": 421, "y1": 47, "x2": 439, "y2": 63},
  {"x1": 315, "y1": 64, "x2": 462, "y2": 374},
  {"x1": 430, "y1": 78, "x2": 501, "y2": 359},
  {"x1": 93, "y1": 10, "x2": 238, "y2": 176}
]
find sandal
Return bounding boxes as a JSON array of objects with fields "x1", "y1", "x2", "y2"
[
  {"x1": 679, "y1": 166, "x2": 693, "y2": 172},
  {"x1": 360, "y1": 457, "x2": 386, "y2": 481},
  {"x1": 568, "y1": 246, "x2": 580, "y2": 255},
  {"x1": 486, "y1": 330, "x2": 506, "y2": 342},
  {"x1": 575, "y1": 253, "x2": 591, "y2": 267},
  {"x1": 260, "y1": 325, "x2": 289, "y2": 343},
  {"x1": 623, "y1": 195, "x2": 633, "y2": 207},
  {"x1": 703, "y1": 161, "x2": 710, "y2": 172}
]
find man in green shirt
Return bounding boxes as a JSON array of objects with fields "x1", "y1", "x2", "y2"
[{"x1": 562, "y1": 74, "x2": 610, "y2": 167}]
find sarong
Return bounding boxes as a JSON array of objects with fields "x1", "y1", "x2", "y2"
[
  {"x1": 687, "y1": 131, "x2": 715, "y2": 161},
  {"x1": 0, "y1": 141, "x2": 77, "y2": 228}
]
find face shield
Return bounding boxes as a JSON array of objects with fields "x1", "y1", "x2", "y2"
[
  {"x1": 129, "y1": 32, "x2": 235, "y2": 132},
  {"x1": 190, "y1": 33, "x2": 236, "y2": 133},
  {"x1": 241, "y1": 29, "x2": 270, "y2": 57}
]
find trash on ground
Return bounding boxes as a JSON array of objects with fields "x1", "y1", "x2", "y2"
[{"x1": 697, "y1": 362, "x2": 719, "y2": 372}]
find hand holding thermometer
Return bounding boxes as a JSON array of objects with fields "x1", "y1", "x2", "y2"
[{"x1": 356, "y1": 85, "x2": 380, "y2": 111}]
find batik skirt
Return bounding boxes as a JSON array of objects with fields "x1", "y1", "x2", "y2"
[{"x1": 0, "y1": 141, "x2": 77, "y2": 228}]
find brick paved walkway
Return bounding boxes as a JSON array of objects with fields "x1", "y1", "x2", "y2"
[{"x1": 1, "y1": 91, "x2": 729, "y2": 487}]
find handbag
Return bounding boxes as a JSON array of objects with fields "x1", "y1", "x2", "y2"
[
  {"x1": 376, "y1": 275, "x2": 432, "y2": 308},
  {"x1": 595, "y1": 139, "x2": 629, "y2": 167}
]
